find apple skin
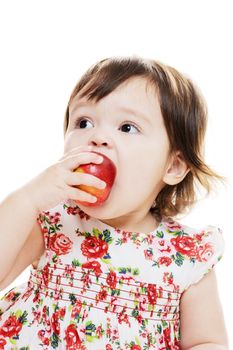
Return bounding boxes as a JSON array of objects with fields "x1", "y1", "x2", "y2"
[{"x1": 73, "y1": 151, "x2": 117, "y2": 207}]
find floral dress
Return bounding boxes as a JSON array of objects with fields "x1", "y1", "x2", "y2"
[{"x1": 0, "y1": 199, "x2": 225, "y2": 350}]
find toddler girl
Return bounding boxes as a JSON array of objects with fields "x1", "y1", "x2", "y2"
[{"x1": 0, "y1": 56, "x2": 229, "y2": 349}]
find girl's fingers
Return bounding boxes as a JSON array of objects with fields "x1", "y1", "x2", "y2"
[
  {"x1": 66, "y1": 185, "x2": 97, "y2": 203},
  {"x1": 59, "y1": 145, "x2": 93, "y2": 162},
  {"x1": 66, "y1": 171, "x2": 106, "y2": 189},
  {"x1": 62, "y1": 152, "x2": 103, "y2": 171}
]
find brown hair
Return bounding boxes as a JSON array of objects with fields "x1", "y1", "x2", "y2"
[{"x1": 63, "y1": 55, "x2": 228, "y2": 222}]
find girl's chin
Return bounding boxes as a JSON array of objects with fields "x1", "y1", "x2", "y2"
[{"x1": 75, "y1": 198, "x2": 110, "y2": 211}]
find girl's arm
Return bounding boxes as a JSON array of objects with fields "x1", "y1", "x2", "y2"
[
  {"x1": 0, "y1": 189, "x2": 39, "y2": 282},
  {"x1": 0, "y1": 220, "x2": 45, "y2": 292},
  {"x1": 180, "y1": 269, "x2": 229, "y2": 350}
]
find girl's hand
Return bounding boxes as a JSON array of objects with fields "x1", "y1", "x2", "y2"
[{"x1": 20, "y1": 145, "x2": 106, "y2": 213}]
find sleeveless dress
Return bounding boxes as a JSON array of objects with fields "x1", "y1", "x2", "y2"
[{"x1": 0, "y1": 199, "x2": 225, "y2": 350}]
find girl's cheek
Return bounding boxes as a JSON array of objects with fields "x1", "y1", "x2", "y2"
[{"x1": 63, "y1": 131, "x2": 78, "y2": 153}]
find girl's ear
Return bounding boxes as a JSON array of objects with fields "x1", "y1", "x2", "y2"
[{"x1": 162, "y1": 151, "x2": 190, "y2": 185}]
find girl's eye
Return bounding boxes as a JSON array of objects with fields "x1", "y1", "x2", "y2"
[
  {"x1": 75, "y1": 118, "x2": 92, "y2": 129},
  {"x1": 74, "y1": 117, "x2": 140, "y2": 134},
  {"x1": 119, "y1": 123, "x2": 140, "y2": 133}
]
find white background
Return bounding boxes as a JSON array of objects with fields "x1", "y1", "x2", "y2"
[{"x1": 0, "y1": 0, "x2": 232, "y2": 346}]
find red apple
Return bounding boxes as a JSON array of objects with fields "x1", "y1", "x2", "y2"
[{"x1": 73, "y1": 151, "x2": 117, "y2": 206}]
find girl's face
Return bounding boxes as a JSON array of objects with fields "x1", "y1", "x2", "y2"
[{"x1": 64, "y1": 77, "x2": 171, "y2": 226}]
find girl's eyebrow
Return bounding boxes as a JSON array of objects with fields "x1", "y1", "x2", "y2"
[
  {"x1": 118, "y1": 106, "x2": 152, "y2": 125},
  {"x1": 70, "y1": 102, "x2": 152, "y2": 125},
  {"x1": 69, "y1": 101, "x2": 93, "y2": 114}
]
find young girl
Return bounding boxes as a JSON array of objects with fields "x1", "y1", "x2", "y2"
[{"x1": 0, "y1": 56, "x2": 229, "y2": 349}]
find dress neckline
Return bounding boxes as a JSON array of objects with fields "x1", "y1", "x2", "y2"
[
  {"x1": 93, "y1": 215, "x2": 166, "y2": 236},
  {"x1": 66, "y1": 199, "x2": 166, "y2": 236}
]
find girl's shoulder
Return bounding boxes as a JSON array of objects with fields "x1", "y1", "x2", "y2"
[
  {"x1": 163, "y1": 216, "x2": 225, "y2": 290},
  {"x1": 163, "y1": 216, "x2": 224, "y2": 241}
]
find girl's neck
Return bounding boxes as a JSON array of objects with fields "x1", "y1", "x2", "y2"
[{"x1": 99, "y1": 212, "x2": 159, "y2": 234}]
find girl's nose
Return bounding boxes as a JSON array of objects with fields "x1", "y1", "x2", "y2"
[{"x1": 88, "y1": 132, "x2": 113, "y2": 148}]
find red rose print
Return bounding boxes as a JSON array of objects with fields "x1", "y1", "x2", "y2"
[
  {"x1": 0, "y1": 337, "x2": 7, "y2": 348},
  {"x1": 163, "y1": 272, "x2": 174, "y2": 286},
  {"x1": 81, "y1": 236, "x2": 108, "y2": 259},
  {"x1": 48, "y1": 212, "x2": 61, "y2": 225},
  {"x1": 59, "y1": 307, "x2": 66, "y2": 319},
  {"x1": 64, "y1": 324, "x2": 82, "y2": 350},
  {"x1": 118, "y1": 311, "x2": 131, "y2": 326},
  {"x1": 196, "y1": 242, "x2": 214, "y2": 262},
  {"x1": 49, "y1": 233, "x2": 73, "y2": 255},
  {"x1": 144, "y1": 249, "x2": 153, "y2": 260},
  {"x1": 0, "y1": 315, "x2": 23, "y2": 338},
  {"x1": 37, "y1": 329, "x2": 50, "y2": 346},
  {"x1": 147, "y1": 284, "x2": 157, "y2": 305},
  {"x1": 42, "y1": 263, "x2": 50, "y2": 287},
  {"x1": 5, "y1": 291, "x2": 18, "y2": 303},
  {"x1": 82, "y1": 260, "x2": 102, "y2": 277},
  {"x1": 194, "y1": 231, "x2": 205, "y2": 242},
  {"x1": 171, "y1": 236, "x2": 196, "y2": 257},
  {"x1": 163, "y1": 325, "x2": 172, "y2": 348},
  {"x1": 106, "y1": 270, "x2": 117, "y2": 289},
  {"x1": 106, "y1": 344, "x2": 113, "y2": 350},
  {"x1": 71, "y1": 300, "x2": 82, "y2": 318},
  {"x1": 131, "y1": 346, "x2": 142, "y2": 350},
  {"x1": 166, "y1": 219, "x2": 182, "y2": 231},
  {"x1": 51, "y1": 312, "x2": 60, "y2": 335},
  {"x1": 42, "y1": 337, "x2": 50, "y2": 345},
  {"x1": 38, "y1": 329, "x2": 46, "y2": 340},
  {"x1": 98, "y1": 288, "x2": 108, "y2": 301},
  {"x1": 33, "y1": 290, "x2": 40, "y2": 303},
  {"x1": 158, "y1": 240, "x2": 172, "y2": 253},
  {"x1": 138, "y1": 295, "x2": 147, "y2": 311},
  {"x1": 174, "y1": 337, "x2": 181, "y2": 350},
  {"x1": 158, "y1": 256, "x2": 172, "y2": 266}
]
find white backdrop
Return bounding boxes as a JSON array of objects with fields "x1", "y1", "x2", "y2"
[{"x1": 0, "y1": 0, "x2": 232, "y2": 345}]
